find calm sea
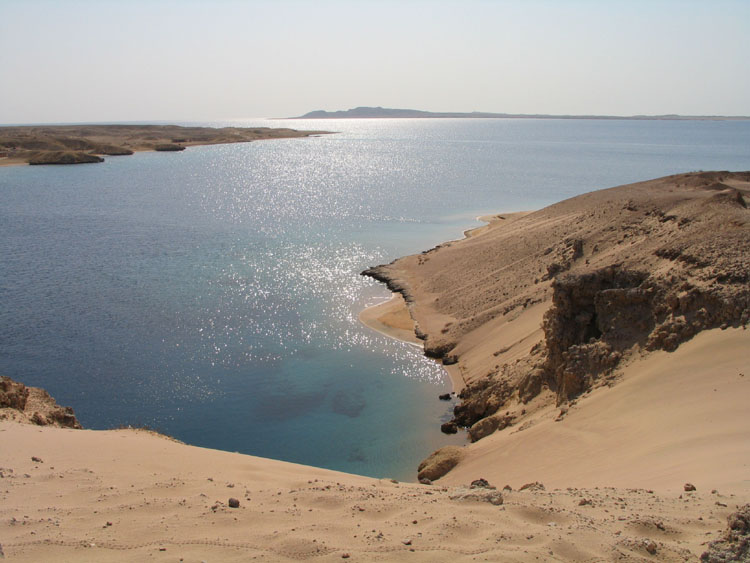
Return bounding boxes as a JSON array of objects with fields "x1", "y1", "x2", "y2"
[{"x1": 1, "y1": 118, "x2": 749, "y2": 479}]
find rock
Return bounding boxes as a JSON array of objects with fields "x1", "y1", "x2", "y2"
[
  {"x1": 228, "y1": 498, "x2": 240, "y2": 508},
  {"x1": 701, "y1": 504, "x2": 750, "y2": 562},
  {"x1": 578, "y1": 498, "x2": 592, "y2": 506},
  {"x1": 91, "y1": 144, "x2": 133, "y2": 156},
  {"x1": 438, "y1": 393, "x2": 451, "y2": 401},
  {"x1": 442, "y1": 354, "x2": 458, "y2": 366},
  {"x1": 417, "y1": 446, "x2": 463, "y2": 482},
  {"x1": 440, "y1": 421, "x2": 458, "y2": 434},
  {"x1": 31, "y1": 456, "x2": 43, "y2": 463},
  {"x1": 153, "y1": 143, "x2": 185, "y2": 152},
  {"x1": 684, "y1": 483, "x2": 697, "y2": 492},
  {"x1": 645, "y1": 541, "x2": 657, "y2": 555},
  {"x1": 28, "y1": 151, "x2": 104, "y2": 165},
  {"x1": 1, "y1": 377, "x2": 30, "y2": 409},
  {"x1": 0, "y1": 377, "x2": 81, "y2": 429},
  {"x1": 519, "y1": 481, "x2": 546, "y2": 492},
  {"x1": 468, "y1": 413, "x2": 514, "y2": 442},
  {"x1": 449, "y1": 487, "x2": 503, "y2": 505},
  {"x1": 418, "y1": 477, "x2": 432, "y2": 485},
  {"x1": 470, "y1": 478, "x2": 494, "y2": 490}
]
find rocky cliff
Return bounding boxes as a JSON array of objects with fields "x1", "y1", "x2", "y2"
[{"x1": 363, "y1": 172, "x2": 750, "y2": 450}]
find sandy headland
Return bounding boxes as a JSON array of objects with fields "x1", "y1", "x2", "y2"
[
  {"x1": 362, "y1": 171, "x2": 749, "y2": 473},
  {"x1": 2, "y1": 171, "x2": 749, "y2": 561},
  {"x1": 0, "y1": 124, "x2": 330, "y2": 166}
]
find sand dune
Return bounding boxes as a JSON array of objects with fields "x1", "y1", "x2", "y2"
[{"x1": 2, "y1": 418, "x2": 747, "y2": 562}]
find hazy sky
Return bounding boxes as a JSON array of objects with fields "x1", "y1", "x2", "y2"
[{"x1": 1, "y1": 0, "x2": 749, "y2": 123}]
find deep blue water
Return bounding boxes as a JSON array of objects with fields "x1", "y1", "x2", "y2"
[{"x1": 1, "y1": 118, "x2": 749, "y2": 479}]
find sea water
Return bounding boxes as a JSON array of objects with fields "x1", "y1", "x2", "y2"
[{"x1": 1, "y1": 118, "x2": 749, "y2": 479}]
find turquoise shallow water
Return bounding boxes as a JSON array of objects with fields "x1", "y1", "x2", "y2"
[{"x1": 1, "y1": 118, "x2": 749, "y2": 479}]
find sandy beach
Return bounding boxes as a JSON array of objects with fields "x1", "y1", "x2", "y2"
[{"x1": 2, "y1": 171, "x2": 749, "y2": 561}]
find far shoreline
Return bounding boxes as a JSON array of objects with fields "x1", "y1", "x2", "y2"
[{"x1": 0, "y1": 123, "x2": 331, "y2": 167}]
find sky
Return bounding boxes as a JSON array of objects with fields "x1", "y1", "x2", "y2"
[{"x1": 1, "y1": 0, "x2": 749, "y2": 124}]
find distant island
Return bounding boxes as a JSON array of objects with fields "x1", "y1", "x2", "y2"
[
  {"x1": 0, "y1": 124, "x2": 329, "y2": 166},
  {"x1": 290, "y1": 106, "x2": 750, "y2": 121}
]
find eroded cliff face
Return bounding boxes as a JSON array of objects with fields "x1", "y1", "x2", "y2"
[
  {"x1": 363, "y1": 172, "x2": 750, "y2": 451},
  {"x1": 0, "y1": 376, "x2": 82, "y2": 429},
  {"x1": 537, "y1": 262, "x2": 749, "y2": 405}
]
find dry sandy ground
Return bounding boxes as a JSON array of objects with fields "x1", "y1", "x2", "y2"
[
  {"x1": 442, "y1": 326, "x2": 750, "y2": 492},
  {"x1": 2, "y1": 414, "x2": 747, "y2": 562}
]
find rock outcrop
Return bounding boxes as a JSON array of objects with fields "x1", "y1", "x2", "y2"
[
  {"x1": 28, "y1": 151, "x2": 104, "y2": 165},
  {"x1": 362, "y1": 172, "x2": 750, "y2": 476},
  {"x1": 417, "y1": 446, "x2": 463, "y2": 482},
  {"x1": 0, "y1": 376, "x2": 81, "y2": 429},
  {"x1": 701, "y1": 504, "x2": 750, "y2": 562}
]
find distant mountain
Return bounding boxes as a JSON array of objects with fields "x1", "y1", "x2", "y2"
[
  {"x1": 293, "y1": 107, "x2": 517, "y2": 119},
  {"x1": 288, "y1": 106, "x2": 749, "y2": 121}
]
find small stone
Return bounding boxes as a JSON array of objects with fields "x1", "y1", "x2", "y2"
[
  {"x1": 341, "y1": 554, "x2": 350, "y2": 559},
  {"x1": 487, "y1": 491, "x2": 504, "y2": 505},
  {"x1": 438, "y1": 393, "x2": 451, "y2": 401},
  {"x1": 578, "y1": 498, "x2": 592, "y2": 506},
  {"x1": 684, "y1": 483, "x2": 697, "y2": 492},
  {"x1": 31, "y1": 456, "x2": 43, "y2": 463},
  {"x1": 645, "y1": 541, "x2": 657, "y2": 555},
  {"x1": 419, "y1": 477, "x2": 432, "y2": 486},
  {"x1": 402, "y1": 539, "x2": 412, "y2": 545},
  {"x1": 470, "y1": 478, "x2": 494, "y2": 489},
  {"x1": 440, "y1": 421, "x2": 458, "y2": 434},
  {"x1": 228, "y1": 497, "x2": 240, "y2": 508}
]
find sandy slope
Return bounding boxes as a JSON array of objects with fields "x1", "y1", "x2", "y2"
[
  {"x1": 363, "y1": 171, "x2": 749, "y2": 448},
  {"x1": 442, "y1": 327, "x2": 750, "y2": 492},
  {"x1": 1, "y1": 418, "x2": 746, "y2": 562}
]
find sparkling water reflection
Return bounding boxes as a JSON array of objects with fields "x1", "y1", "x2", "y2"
[{"x1": 1, "y1": 118, "x2": 749, "y2": 479}]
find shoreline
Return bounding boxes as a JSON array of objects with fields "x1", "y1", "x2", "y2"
[
  {"x1": 358, "y1": 293, "x2": 467, "y2": 391},
  {"x1": 0, "y1": 124, "x2": 331, "y2": 167},
  {"x1": 358, "y1": 294, "x2": 422, "y2": 346},
  {"x1": 362, "y1": 171, "x2": 749, "y2": 485},
  {"x1": 2, "y1": 171, "x2": 749, "y2": 561},
  {"x1": 359, "y1": 210, "x2": 533, "y2": 392}
]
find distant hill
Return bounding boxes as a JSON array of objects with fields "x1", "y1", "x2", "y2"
[{"x1": 289, "y1": 106, "x2": 750, "y2": 121}]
